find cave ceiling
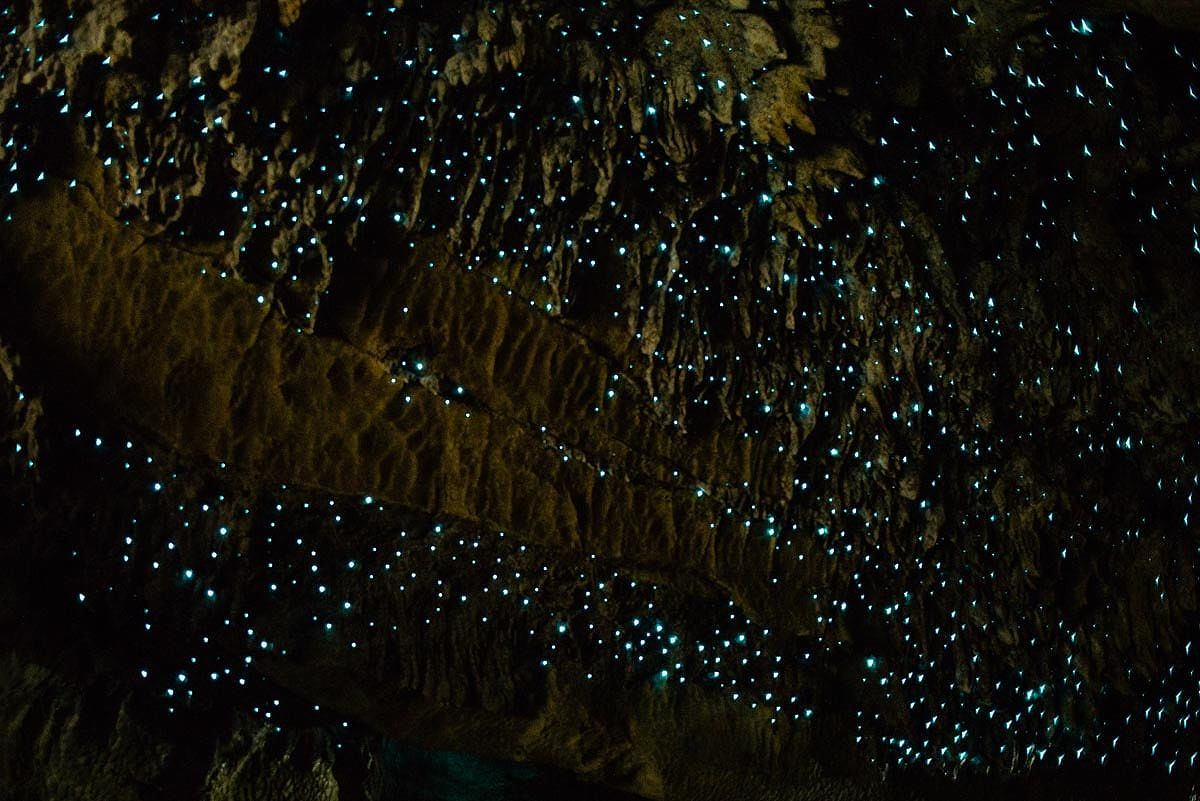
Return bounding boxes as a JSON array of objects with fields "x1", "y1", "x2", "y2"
[{"x1": 2, "y1": 0, "x2": 1200, "y2": 799}]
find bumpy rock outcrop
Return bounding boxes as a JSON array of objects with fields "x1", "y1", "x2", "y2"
[{"x1": 2, "y1": 0, "x2": 1200, "y2": 799}]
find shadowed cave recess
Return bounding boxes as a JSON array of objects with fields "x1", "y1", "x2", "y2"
[{"x1": 2, "y1": 0, "x2": 1200, "y2": 798}]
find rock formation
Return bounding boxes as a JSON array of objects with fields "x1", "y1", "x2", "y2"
[{"x1": 2, "y1": 0, "x2": 1199, "y2": 798}]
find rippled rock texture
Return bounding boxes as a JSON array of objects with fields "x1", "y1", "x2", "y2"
[{"x1": 2, "y1": 0, "x2": 1200, "y2": 798}]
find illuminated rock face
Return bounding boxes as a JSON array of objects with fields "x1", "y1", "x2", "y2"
[{"x1": 2, "y1": 1, "x2": 1200, "y2": 799}]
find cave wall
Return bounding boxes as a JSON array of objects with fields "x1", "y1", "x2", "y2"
[{"x1": 2, "y1": 0, "x2": 1200, "y2": 798}]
